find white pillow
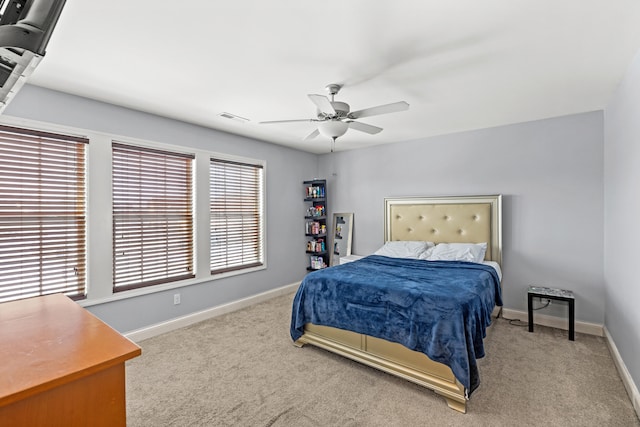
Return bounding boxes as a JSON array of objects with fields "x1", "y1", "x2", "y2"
[
  {"x1": 374, "y1": 241, "x2": 434, "y2": 259},
  {"x1": 427, "y1": 242, "x2": 487, "y2": 263},
  {"x1": 417, "y1": 246, "x2": 435, "y2": 260}
]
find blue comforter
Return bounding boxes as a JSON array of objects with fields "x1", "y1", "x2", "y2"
[{"x1": 290, "y1": 255, "x2": 502, "y2": 395}]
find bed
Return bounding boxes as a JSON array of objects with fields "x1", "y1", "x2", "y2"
[{"x1": 290, "y1": 195, "x2": 502, "y2": 413}]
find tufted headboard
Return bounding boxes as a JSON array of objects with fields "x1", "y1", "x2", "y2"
[{"x1": 384, "y1": 195, "x2": 502, "y2": 264}]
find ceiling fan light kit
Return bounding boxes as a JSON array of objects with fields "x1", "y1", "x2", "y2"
[
  {"x1": 318, "y1": 120, "x2": 349, "y2": 138},
  {"x1": 259, "y1": 83, "x2": 409, "y2": 150}
]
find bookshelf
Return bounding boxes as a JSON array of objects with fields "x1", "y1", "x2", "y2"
[{"x1": 304, "y1": 179, "x2": 328, "y2": 271}]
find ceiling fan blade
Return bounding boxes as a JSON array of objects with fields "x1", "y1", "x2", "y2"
[
  {"x1": 303, "y1": 128, "x2": 320, "y2": 140},
  {"x1": 348, "y1": 121, "x2": 383, "y2": 135},
  {"x1": 349, "y1": 101, "x2": 409, "y2": 119},
  {"x1": 308, "y1": 94, "x2": 336, "y2": 115},
  {"x1": 259, "y1": 119, "x2": 314, "y2": 124}
]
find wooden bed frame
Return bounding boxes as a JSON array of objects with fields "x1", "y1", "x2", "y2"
[{"x1": 294, "y1": 195, "x2": 502, "y2": 413}]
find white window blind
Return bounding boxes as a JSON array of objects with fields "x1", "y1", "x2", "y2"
[
  {"x1": 0, "y1": 125, "x2": 87, "y2": 303},
  {"x1": 112, "y1": 143, "x2": 195, "y2": 291},
  {"x1": 210, "y1": 158, "x2": 263, "y2": 274}
]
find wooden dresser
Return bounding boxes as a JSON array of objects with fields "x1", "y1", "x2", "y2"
[{"x1": 0, "y1": 294, "x2": 141, "y2": 426}]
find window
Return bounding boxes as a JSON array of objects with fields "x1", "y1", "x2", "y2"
[
  {"x1": 210, "y1": 158, "x2": 264, "y2": 274},
  {"x1": 0, "y1": 125, "x2": 87, "y2": 303},
  {"x1": 112, "y1": 143, "x2": 195, "y2": 291}
]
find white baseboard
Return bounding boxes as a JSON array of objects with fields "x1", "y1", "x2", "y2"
[
  {"x1": 501, "y1": 308, "x2": 604, "y2": 337},
  {"x1": 502, "y1": 310, "x2": 639, "y2": 417},
  {"x1": 124, "y1": 282, "x2": 300, "y2": 342},
  {"x1": 604, "y1": 326, "x2": 640, "y2": 419}
]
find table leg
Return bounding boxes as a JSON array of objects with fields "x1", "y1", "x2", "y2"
[
  {"x1": 528, "y1": 293, "x2": 534, "y2": 333},
  {"x1": 568, "y1": 299, "x2": 575, "y2": 341}
]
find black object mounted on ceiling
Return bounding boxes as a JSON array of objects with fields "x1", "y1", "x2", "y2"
[{"x1": 0, "y1": 0, "x2": 67, "y2": 112}]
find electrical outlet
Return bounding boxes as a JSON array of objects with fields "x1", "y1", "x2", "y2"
[
  {"x1": 540, "y1": 298, "x2": 551, "y2": 306},
  {"x1": 173, "y1": 293, "x2": 181, "y2": 305}
]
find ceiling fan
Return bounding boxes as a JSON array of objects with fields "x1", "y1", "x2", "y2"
[{"x1": 259, "y1": 84, "x2": 409, "y2": 147}]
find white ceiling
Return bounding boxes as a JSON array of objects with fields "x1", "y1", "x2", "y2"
[{"x1": 26, "y1": 1, "x2": 640, "y2": 154}]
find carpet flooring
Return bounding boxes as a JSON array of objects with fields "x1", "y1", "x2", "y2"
[{"x1": 125, "y1": 293, "x2": 639, "y2": 426}]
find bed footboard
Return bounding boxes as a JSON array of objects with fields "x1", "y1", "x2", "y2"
[{"x1": 294, "y1": 323, "x2": 467, "y2": 413}]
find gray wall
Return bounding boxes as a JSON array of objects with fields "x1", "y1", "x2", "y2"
[
  {"x1": 5, "y1": 85, "x2": 316, "y2": 332},
  {"x1": 604, "y1": 48, "x2": 640, "y2": 390},
  {"x1": 318, "y1": 111, "x2": 605, "y2": 324}
]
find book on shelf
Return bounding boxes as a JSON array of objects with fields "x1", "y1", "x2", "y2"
[
  {"x1": 306, "y1": 238, "x2": 325, "y2": 253},
  {"x1": 306, "y1": 205, "x2": 325, "y2": 217},
  {"x1": 305, "y1": 185, "x2": 325, "y2": 198},
  {"x1": 309, "y1": 255, "x2": 327, "y2": 270},
  {"x1": 305, "y1": 221, "x2": 327, "y2": 235}
]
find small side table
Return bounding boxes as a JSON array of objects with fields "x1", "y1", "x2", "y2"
[{"x1": 528, "y1": 286, "x2": 575, "y2": 341}]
